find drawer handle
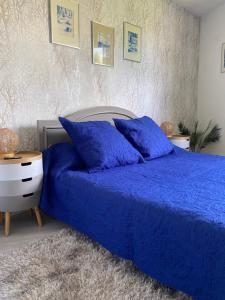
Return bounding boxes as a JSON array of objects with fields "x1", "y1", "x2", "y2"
[
  {"x1": 21, "y1": 162, "x2": 32, "y2": 167},
  {"x1": 23, "y1": 193, "x2": 34, "y2": 198},
  {"x1": 22, "y1": 177, "x2": 32, "y2": 182}
]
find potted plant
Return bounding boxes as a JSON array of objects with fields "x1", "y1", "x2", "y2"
[{"x1": 178, "y1": 121, "x2": 221, "y2": 152}]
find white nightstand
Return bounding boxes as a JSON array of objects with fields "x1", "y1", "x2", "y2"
[
  {"x1": 168, "y1": 135, "x2": 190, "y2": 150},
  {"x1": 0, "y1": 151, "x2": 43, "y2": 236}
]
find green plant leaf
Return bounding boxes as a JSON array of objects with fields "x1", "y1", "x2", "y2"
[
  {"x1": 177, "y1": 121, "x2": 221, "y2": 152},
  {"x1": 200, "y1": 124, "x2": 221, "y2": 149},
  {"x1": 178, "y1": 122, "x2": 190, "y2": 136}
]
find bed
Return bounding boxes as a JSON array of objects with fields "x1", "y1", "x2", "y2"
[{"x1": 38, "y1": 106, "x2": 225, "y2": 300}]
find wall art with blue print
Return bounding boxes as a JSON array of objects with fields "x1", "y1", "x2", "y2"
[
  {"x1": 128, "y1": 31, "x2": 138, "y2": 53},
  {"x1": 97, "y1": 32, "x2": 111, "y2": 58},
  {"x1": 50, "y1": 0, "x2": 80, "y2": 49},
  {"x1": 92, "y1": 21, "x2": 114, "y2": 67},
  {"x1": 124, "y1": 22, "x2": 142, "y2": 62},
  {"x1": 57, "y1": 5, "x2": 74, "y2": 36}
]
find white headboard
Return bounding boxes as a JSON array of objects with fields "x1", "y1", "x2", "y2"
[{"x1": 37, "y1": 106, "x2": 137, "y2": 151}]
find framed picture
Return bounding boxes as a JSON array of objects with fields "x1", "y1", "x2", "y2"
[
  {"x1": 91, "y1": 21, "x2": 114, "y2": 67},
  {"x1": 221, "y1": 43, "x2": 225, "y2": 73},
  {"x1": 49, "y1": 0, "x2": 80, "y2": 49},
  {"x1": 123, "y1": 22, "x2": 142, "y2": 62}
]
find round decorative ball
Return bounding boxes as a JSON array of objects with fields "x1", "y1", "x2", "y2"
[
  {"x1": 160, "y1": 121, "x2": 174, "y2": 137},
  {"x1": 0, "y1": 128, "x2": 19, "y2": 158}
]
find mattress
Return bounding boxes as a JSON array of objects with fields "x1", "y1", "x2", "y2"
[{"x1": 40, "y1": 148, "x2": 225, "y2": 300}]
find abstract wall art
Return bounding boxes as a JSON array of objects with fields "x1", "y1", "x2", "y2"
[
  {"x1": 91, "y1": 21, "x2": 114, "y2": 66},
  {"x1": 123, "y1": 22, "x2": 142, "y2": 62}
]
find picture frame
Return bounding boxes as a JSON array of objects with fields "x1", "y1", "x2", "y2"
[
  {"x1": 221, "y1": 43, "x2": 225, "y2": 73},
  {"x1": 123, "y1": 22, "x2": 142, "y2": 63},
  {"x1": 49, "y1": 0, "x2": 80, "y2": 49},
  {"x1": 91, "y1": 21, "x2": 114, "y2": 67}
]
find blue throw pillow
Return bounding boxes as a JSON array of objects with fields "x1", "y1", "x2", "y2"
[
  {"x1": 59, "y1": 117, "x2": 144, "y2": 172},
  {"x1": 114, "y1": 116, "x2": 174, "y2": 160}
]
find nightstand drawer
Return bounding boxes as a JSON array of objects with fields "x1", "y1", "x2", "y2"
[
  {"x1": 0, "y1": 159, "x2": 43, "y2": 181},
  {"x1": 0, "y1": 192, "x2": 40, "y2": 212},
  {"x1": 168, "y1": 135, "x2": 190, "y2": 150},
  {"x1": 172, "y1": 139, "x2": 190, "y2": 149},
  {"x1": 0, "y1": 174, "x2": 43, "y2": 197}
]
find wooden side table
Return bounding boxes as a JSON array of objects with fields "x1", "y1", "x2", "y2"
[{"x1": 0, "y1": 151, "x2": 43, "y2": 236}]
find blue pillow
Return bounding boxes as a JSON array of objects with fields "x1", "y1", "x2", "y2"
[
  {"x1": 59, "y1": 117, "x2": 144, "y2": 173},
  {"x1": 114, "y1": 116, "x2": 174, "y2": 160}
]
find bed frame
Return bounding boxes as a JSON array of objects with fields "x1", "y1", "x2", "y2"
[{"x1": 37, "y1": 106, "x2": 137, "y2": 151}]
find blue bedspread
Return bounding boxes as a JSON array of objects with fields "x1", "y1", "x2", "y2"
[{"x1": 40, "y1": 147, "x2": 225, "y2": 300}]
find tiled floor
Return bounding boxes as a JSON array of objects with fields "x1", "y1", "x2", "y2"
[{"x1": 0, "y1": 212, "x2": 68, "y2": 253}]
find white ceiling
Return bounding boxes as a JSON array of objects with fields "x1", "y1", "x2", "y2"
[{"x1": 173, "y1": 0, "x2": 225, "y2": 16}]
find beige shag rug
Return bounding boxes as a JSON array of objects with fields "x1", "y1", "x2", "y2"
[{"x1": 0, "y1": 229, "x2": 192, "y2": 300}]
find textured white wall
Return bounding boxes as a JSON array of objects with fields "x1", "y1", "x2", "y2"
[
  {"x1": 198, "y1": 2, "x2": 225, "y2": 155},
  {"x1": 0, "y1": 0, "x2": 199, "y2": 150}
]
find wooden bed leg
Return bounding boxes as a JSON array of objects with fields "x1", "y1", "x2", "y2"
[
  {"x1": 4, "y1": 211, "x2": 10, "y2": 237},
  {"x1": 34, "y1": 207, "x2": 43, "y2": 227}
]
